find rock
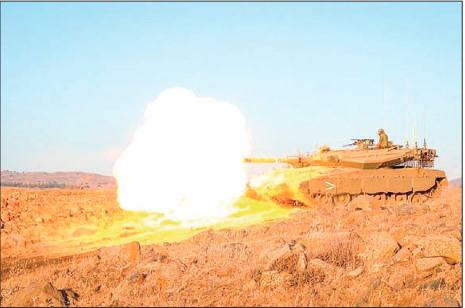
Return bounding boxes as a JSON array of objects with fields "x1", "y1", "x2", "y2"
[
  {"x1": 345, "y1": 266, "x2": 364, "y2": 278},
  {"x1": 369, "y1": 259, "x2": 391, "y2": 274},
  {"x1": 218, "y1": 242, "x2": 251, "y2": 261},
  {"x1": 356, "y1": 278, "x2": 383, "y2": 306},
  {"x1": 344, "y1": 211, "x2": 367, "y2": 227},
  {"x1": 136, "y1": 259, "x2": 184, "y2": 286},
  {"x1": 425, "y1": 297, "x2": 460, "y2": 307},
  {"x1": 2, "y1": 234, "x2": 27, "y2": 248},
  {"x1": 189, "y1": 228, "x2": 226, "y2": 249},
  {"x1": 260, "y1": 270, "x2": 292, "y2": 290},
  {"x1": 450, "y1": 229, "x2": 462, "y2": 242},
  {"x1": 433, "y1": 265, "x2": 449, "y2": 274},
  {"x1": 137, "y1": 273, "x2": 147, "y2": 285},
  {"x1": 258, "y1": 240, "x2": 308, "y2": 272},
  {"x1": 217, "y1": 228, "x2": 248, "y2": 242},
  {"x1": 258, "y1": 241, "x2": 292, "y2": 271},
  {"x1": 292, "y1": 243, "x2": 309, "y2": 270},
  {"x1": 123, "y1": 242, "x2": 141, "y2": 264},
  {"x1": 124, "y1": 271, "x2": 146, "y2": 285},
  {"x1": 392, "y1": 248, "x2": 413, "y2": 264},
  {"x1": 308, "y1": 258, "x2": 333, "y2": 271},
  {"x1": 415, "y1": 257, "x2": 449, "y2": 273},
  {"x1": 365, "y1": 210, "x2": 390, "y2": 224},
  {"x1": 72, "y1": 227, "x2": 96, "y2": 237},
  {"x1": 419, "y1": 278, "x2": 445, "y2": 291},
  {"x1": 401, "y1": 235, "x2": 462, "y2": 264},
  {"x1": 394, "y1": 204, "x2": 415, "y2": 216},
  {"x1": 98, "y1": 245, "x2": 120, "y2": 259},
  {"x1": 126, "y1": 271, "x2": 141, "y2": 282},
  {"x1": 11, "y1": 281, "x2": 65, "y2": 307},
  {"x1": 146, "y1": 245, "x2": 169, "y2": 262},
  {"x1": 308, "y1": 258, "x2": 342, "y2": 278},
  {"x1": 98, "y1": 241, "x2": 141, "y2": 265},
  {"x1": 388, "y1": 265, "x2": 416, "y2": 289},
  {"x1": 137, "y1": 256, "x2": 164, "y2": 270},
  {"x1": 349, "y1": 195, "x2": 374, "y2": 211},
  {"x1": 301, "y1": 231, "x2": 364, "y2": 257},
  {"x1": 359, "y1": 231, "x2": 400, "y2": 260},
  {"x1": 243, "y1": 279, "x2": 258, "y2": 291},
  {"x1": 440, "y1": 227, "x2": 462, "y2": 242},
  {"x1": 60, "y1": 289, "x2": 79, "y2": 306},
  {"x1": 0, "y1": 210, "x2": 9, "y2": 223}
]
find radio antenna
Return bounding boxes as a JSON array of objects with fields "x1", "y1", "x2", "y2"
[
  {"x1": 405, "y1": 82, "x2": 409, "y2": 148},
  {"x1": 384, "y1": 82, "x2": 388, "y2": 131},
  {"x1": 423, "y1": 105, "x2": 427, "y2": 148}
]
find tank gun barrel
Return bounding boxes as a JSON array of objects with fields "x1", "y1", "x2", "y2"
[{"x1": 243, "y1": 156, "x2": 300, "y2": 164}]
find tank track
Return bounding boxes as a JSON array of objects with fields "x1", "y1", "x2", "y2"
[
  {"x1": 299, "y1": 178, "x2": 447, "y2": 207},
  {"x1": 266, "y1": 178, "x2": 447, "y2": 208}
]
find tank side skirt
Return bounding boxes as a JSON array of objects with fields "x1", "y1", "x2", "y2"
[{"x1": 305, "y1": 168, "x2": 444, "y2": 197}]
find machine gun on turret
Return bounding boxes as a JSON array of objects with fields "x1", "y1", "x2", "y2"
[{"x1": 343, "y1": 138, "x2": 374, "y2": 149}]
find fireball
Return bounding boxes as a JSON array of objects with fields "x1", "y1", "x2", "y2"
[{"x1": 113, "y1": 88, "x2": 251, "y2": 225}]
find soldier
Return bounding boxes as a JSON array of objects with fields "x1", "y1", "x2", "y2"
[{"x1": 376, "y1": 129, "x2": 388, "y2": 149}]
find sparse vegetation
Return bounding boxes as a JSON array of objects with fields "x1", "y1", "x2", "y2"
[
  {"x1": 0, "y1": 181, "x2": 84, "y2": 189},
  {"x1": 1, "y1": 170, "x2": 116, "y2": 189},
  {"x1": 0, "y1": 186, "x2": 462, "y2": 307},
  {"x1": 310, "y1": 234, "x2": 362, "y2": 269}
]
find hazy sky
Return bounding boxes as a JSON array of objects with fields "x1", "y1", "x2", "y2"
[{"x1": 1, "y1": 2, "x2": 462, "y2": 179}]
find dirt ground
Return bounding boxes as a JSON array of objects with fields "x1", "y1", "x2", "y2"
[{"x1": 0, "y1": 178, "x2": 462, "y2": 307}]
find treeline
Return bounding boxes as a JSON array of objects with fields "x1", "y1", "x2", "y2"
[{"x1": 0, "y1": 182, "x2": 90, "y2": 189}]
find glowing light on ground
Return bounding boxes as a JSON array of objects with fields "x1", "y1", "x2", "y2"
[{"x1": 113, "y1": 87, "x2": 251, "y2": 226}]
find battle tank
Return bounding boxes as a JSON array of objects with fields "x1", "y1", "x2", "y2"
[{"x1": 243, "y1": 138, "x2": 447, "y2": 206}]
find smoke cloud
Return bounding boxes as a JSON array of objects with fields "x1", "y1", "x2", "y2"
[{"x1": 113, "y1": 87, "x2": 251, "y2": 226}]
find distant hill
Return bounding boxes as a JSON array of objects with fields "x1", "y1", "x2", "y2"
[
  {"x1": 1, "y1": 170, "x2": 116, "y2": 189},
  {"x1": 449, "y1": 177, "x2": 462, "y2": 187}
]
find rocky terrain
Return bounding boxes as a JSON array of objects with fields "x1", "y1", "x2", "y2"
[
  {"x1": 1, "y1": 171, "x2": 116, "y2": 188},
  {"x1": 449, "y1": 177, "x2": 462, "y2": 187},
  {"x1": 0, "y1": 184, "x2": 462, "y2": 307}
]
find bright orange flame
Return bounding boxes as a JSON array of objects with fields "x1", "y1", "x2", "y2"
[{"x1": 113, "y1": 88, "x2": 251, "y2": 226}]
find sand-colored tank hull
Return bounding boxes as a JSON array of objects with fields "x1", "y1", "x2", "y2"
[
  {"x1": 299, "y1": 168, "x2": 447, "y2": 206},
  {"x1": 244, "y1": 141, "x2": 446, "y2": 207}
]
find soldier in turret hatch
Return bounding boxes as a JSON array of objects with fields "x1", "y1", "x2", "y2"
[{"x1": 376, "y1": 128, "x2": 388, "y2": 149}]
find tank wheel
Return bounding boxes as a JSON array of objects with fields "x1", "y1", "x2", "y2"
[
  {"x1": 426, "y1": 185, "x2": 442, "y2": 199},
  {"x1": 303, "y1": 194, "x2": 318, "y2": 205},
  {"x1": 334, "y1": 194, "x2": 351, "y2": 206},
  {"x1": 318, "y1": 194, "x2": 331, "y2": 206},
  {"x1": 395, "y1": 194, "x2": 407, "y2": 205},
  {"x1": 374, "y1": 193, "x2": 387, "y2": 202},
  {"x1": 421, "y1": 193, "x2": 429, "y2": 203},
  {"x1": 409, "y1": 193, "x2": 424, "y2": 205},
  {"x1": 426, "y1": 187, "x2": 437, "y2": 198},
  {"x1": 387, "y1": 194, "x2": 396, "y2": 204}
]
